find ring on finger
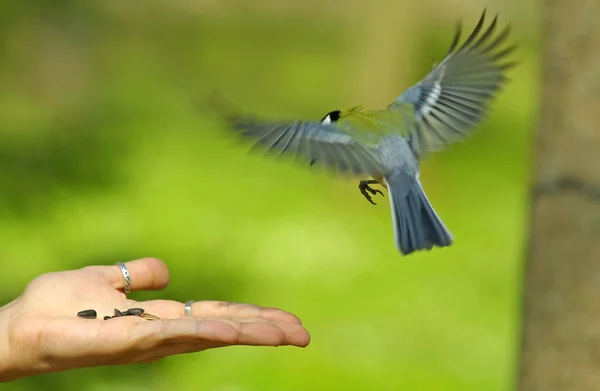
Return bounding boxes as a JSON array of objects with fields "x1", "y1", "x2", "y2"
[
  {"x1": 184, "y1": 300, "x2": 194, "y2": 316},
  {"x1": 115, "y1": 262, "x2": 131, "y2": 295}
]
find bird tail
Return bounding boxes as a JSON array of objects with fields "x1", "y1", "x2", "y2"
[{"x1": 385, "y1": 174, "x2": 453, "y2": 255}]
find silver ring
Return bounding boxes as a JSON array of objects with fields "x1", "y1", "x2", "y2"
[
  {"x1": 184, "y1": 300, "x2": 194, "y2": 316},
  {"x1": 115, "y1": 262, "x2": 131, "y2": 294}
]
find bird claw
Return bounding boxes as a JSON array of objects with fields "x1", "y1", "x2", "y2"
[{"x1": 359, "y1": 180, "x2": 384, "y2": 205}]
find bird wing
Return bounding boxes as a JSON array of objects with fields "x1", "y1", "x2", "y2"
[
  {"x1": 208, "y1": 96, "x2": 386, "y2": 177},
  {"x1": 388, "y1": 9, "x2": 517, "y2": 157}
]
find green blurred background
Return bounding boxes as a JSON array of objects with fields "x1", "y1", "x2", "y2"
[{"x1": 0, "y1": 0, "x2": 540, "y2": 389}]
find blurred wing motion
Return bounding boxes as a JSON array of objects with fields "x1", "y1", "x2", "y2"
[
  {"x1": 390, "y1": 9, "x2": 517, "y2": 157},
  {"x1": 207, "y1": 94, "x2": 386, "y2": 177}
]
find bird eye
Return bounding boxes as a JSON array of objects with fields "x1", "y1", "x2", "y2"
[{"x1": 321, "y1": 110, "x2": 341, "y2": 124}]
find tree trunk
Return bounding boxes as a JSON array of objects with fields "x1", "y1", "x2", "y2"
[{"x1": 518, "y1": 1, "x2": 600, "y2": 391}]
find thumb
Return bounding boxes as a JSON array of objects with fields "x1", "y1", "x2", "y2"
[{"x1": 84, "y1": 257, "x2": 170, "y2": 293}]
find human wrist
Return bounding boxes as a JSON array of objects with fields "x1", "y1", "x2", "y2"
[{"x1": 0, "y1": 299, "x2": 23, "y2": 382}]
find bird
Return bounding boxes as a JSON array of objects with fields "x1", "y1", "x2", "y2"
[{"x1": 208, "y1": 10, "x2": 517, "y2": 255}]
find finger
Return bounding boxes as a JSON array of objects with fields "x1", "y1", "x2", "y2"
[
  {"x1": 133, "y1": 318, "x2": 310, "y2": 348},
  {"x1": 136, "y1": 341, "x2": 228, "y2": 364},
  {"x1": 186, "y1": 301, "x2": 304, "y2": 325},
  {"x1": 138, "y1": 300, "x2": 303, "y2": 325},
  {"x1": 235, "y1": 320, "x2": 310, "y2": 346},
  {"x1": 84, "y1": 257, "x2": 170, "y2": 292}
]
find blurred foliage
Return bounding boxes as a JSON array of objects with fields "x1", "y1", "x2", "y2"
[{"x1": 0, "y1": 0, "x2": 540, "y2": 390}]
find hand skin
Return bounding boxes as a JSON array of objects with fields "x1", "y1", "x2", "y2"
[{"x1": 0, "y1": 258, "x2": 310, "y2": 382}]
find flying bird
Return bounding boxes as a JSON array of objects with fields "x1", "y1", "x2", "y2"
[{"x1": 210, "y1": 10, "x2": 517, "y2": 255}]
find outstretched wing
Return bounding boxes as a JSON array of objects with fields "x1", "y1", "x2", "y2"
[
  {"x1": 389, "y1": 9, "x2": 517, "y2": 157},
  {"x1": 207, "y1": 95, "x2": 386, "y2": 177}
]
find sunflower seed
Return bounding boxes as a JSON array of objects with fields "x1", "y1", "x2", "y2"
[{"x1": 77, "y1": 309, "x2": 97, "y2": 319}]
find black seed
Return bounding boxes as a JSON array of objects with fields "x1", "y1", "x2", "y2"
[
  {"x1": 125, "y1": 308, "x2": 145, "y2": 316},
  {"x1": 103, "y1": 316, "x2": 112, "y2": 320},
  {"x1": 77, "y1": 309, "x2": 97, "y2": 319},
  {"x1": 114, "y1": 309, "x2": 124, "y2": 317}
]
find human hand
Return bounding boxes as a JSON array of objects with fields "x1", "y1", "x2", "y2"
[{"x1": 0, "y1": 258, "x2": 310, "y2": 382}]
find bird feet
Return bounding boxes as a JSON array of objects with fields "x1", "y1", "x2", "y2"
[{"x1": 359, "y1": 180, "x2": 384, "y2": 205}]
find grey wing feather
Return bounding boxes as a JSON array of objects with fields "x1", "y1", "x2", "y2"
[
  {"x1": 390, "y1": 9, "x2": 517, "y2": 157},
  {"x1": 222, "y1": 114, "x2": 386, "y2": 177}
]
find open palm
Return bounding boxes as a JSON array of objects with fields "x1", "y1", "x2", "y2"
[{"x1": 0, "y1": 258, "x2": 310, "y2": 381}]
